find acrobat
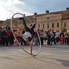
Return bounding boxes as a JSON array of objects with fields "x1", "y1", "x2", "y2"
[{"x1": 12, "y1": 17, "x2": 36, "y2": 55}]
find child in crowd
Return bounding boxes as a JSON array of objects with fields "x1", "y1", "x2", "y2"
[{"x1": 60, "y1": 34, "x2": 64, "y2": 45}]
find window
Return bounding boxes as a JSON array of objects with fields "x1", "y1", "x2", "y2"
[
  {"x1": 47, "y1": 23, "x2": 49, "y2": 28},
  {"x1": 64, "y1": 22, "x2": 66, "y2": 27},
  {"x1": 42, "y1": 24, "x2": 44, "y2": 28},
  {"x1": 47, "y1": 17, "x2": 50, "y2": 19},
  {"x1": 52, "y1": 23, "x2": 54, "y2": 28},
  {"x1": 67, "y1": 15, "x2": 69, "y2": 16},
  {"x1": 38, "y1": 24, "x2": 40, "y2": 28},
  {"x1": 57, "y1": 22, "x2": 59, "y2": 27}
]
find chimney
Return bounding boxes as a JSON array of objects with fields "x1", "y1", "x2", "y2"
[
  {"x1": 46, "y1": 10, "x2": 49, "y2": 14},
  {"x1": 66, "y1": 8, "x2": 69, "y2": 10},
  {"x1": 23, "y1": 14, "x2": 25, "y2": 17},
  {"x1": 34, "y1": 13, "x2": 37, "y2": 15}
]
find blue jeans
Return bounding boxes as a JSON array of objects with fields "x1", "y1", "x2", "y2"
[{"x1": 35, "y1": 37, "x2": 39, "y2": 44}]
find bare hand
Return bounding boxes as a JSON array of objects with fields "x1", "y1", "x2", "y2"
[{"x1": 12, "y1": 31, "x2": 15, "y2": 34}]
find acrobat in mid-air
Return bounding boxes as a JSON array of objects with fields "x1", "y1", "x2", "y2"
[{"x1": 12, "y1": 17, "x2": 36, "y2": 55}]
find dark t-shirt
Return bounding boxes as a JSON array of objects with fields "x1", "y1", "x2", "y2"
[{"x1": 60, "y1": 33, "x2": 64, "y2": 37}]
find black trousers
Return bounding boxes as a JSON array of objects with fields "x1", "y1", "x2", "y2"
[
  {"x1": 22, "y1": 18, "x2": 36, "y2": 37},
  {"x1": 2, "y1": 37, "x2": 8, "y2": 46},
  {"x1": 7, "y1": 36, "x2": 11, "y2": 45},
  {"x1": 51, "y1": 37, "x2": 56, "y2": 45},
  {"x1": 47, "y1": 38, "x2": 51, "y2": 45},
  {"x1": 41, "y1": 38, "x2": 43, "y2": 45},
  {"x1": 56, "y1": 37, "x2": 60, "y2": 44},
  {"x1": 21, "y1": 37, "x2": 26, "y2": 45}
]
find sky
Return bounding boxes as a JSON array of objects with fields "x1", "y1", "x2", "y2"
[{"x1": 0, "y1": 0, "x2": 69, "y2": 21}]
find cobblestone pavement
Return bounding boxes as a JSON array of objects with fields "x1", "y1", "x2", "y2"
[{"x1": 0, "y1": 45, "x2": 69, "y2": 69}]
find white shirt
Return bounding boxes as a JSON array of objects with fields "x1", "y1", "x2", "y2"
[
  {"x1": 55, "y1": 32, "x2": 60, "y2": 38},
  {"x1": 50, "y1": 32, "x2": 54, "y2": 38},
  {"x1": 23, "y1": 32, "x2": 32, "y2": 41}
]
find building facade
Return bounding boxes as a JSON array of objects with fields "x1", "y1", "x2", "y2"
[{"x1": 0, "y1": 8, "x2": 69, "y2": 32}]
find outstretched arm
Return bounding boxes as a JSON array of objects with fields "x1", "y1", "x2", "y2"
[
  {"x1": 12, "y1": 31, "x2": 23, "y2": 37},
  {"x1": 31, "y1": 24, "x2": 36, "y2": 30}
]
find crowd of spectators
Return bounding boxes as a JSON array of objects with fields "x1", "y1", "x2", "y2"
[{"x1": 0, "y1": 25, "x2": 69, "y2": 46}]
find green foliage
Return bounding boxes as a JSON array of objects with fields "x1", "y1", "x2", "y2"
[{"x1": 61, "y1": 27, "x2": 67, "y2": 31}]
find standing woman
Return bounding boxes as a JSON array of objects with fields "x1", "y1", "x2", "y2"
[
  {"x1": 40, "y1": 29, "x2": 44, "y2": 45},
  {"x1": 55, "y1": 30, "x2": 60, "y2": 44}
]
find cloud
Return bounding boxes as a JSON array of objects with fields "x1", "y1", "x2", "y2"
[
  {"x1": 4, "y1": 0, "x2": 24, "y2": 7},
  {"x1": 0, "y1": 0, "x2": 69, "y2": 20},
  {"x1": 0, "y1": 0, "x2": 33, "y2": 20}
]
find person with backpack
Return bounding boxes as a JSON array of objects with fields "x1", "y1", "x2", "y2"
[{"x1": 7, "y1": 27, "x2": 11, "y2": 45}]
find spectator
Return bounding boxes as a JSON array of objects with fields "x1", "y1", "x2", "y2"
[
  {"x1": 10, "y1": 31, "x2": 14, "y2": 45},
  {"x1": 34, "y1": 29, "x2": 40, "y2": 45},
  {"x1": 64, "y1": 30, "x2": 68, "y2": 45},
  {"x1": 0, "y1": 27, "x2": 2, "y2": 45},
  {"x1": 40, "y1": 29, "x2": 44, "y2": 45},
  {"x1": 7, "y1": 27, "x2": 11, "y2": 45},
  {"x1": 1, "y1": 27, "x2": 8, "y2": 46},
  {"x1": 62, "y1": 28, "x2": 65, "y2": 34},
  {"x1": 60, "y1": 31, "x2": 64, "y2": 37},
  {"x1": 60, "y1": 34, "x2": 64, "y2": 45},
  {"x1": 50, "y1": 29, "x2": 54, "y2": 45},
  {"x1": 17, "y1": 28, "x2": 22, "y2": 43},
  {"x1": 60, "y1": 31, "x2": 64, "y2": 44},
  {"x1": 67, "y1": 33, "x2": 69, "y2": 45},
  {"x1": 55, "y1": 30, "x2": 60, "y2": 44},
  {"x1": 47, "y1": 32, "x2": 51, "y2": 45},
  {"x1": 51, "y1": 29, "x2": 56, "y2": 45}
]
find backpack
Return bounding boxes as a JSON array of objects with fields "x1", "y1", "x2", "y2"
[{"x1": 7, "y1": 32, "x2": 11, "y2": 36}]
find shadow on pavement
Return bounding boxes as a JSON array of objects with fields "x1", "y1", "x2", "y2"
[
  {"x1": 33, "y1": 56, "x2": 69, "y2": 67},
  {"x1": 57, "y1": 59, "x2": 69, "y2": 67}
]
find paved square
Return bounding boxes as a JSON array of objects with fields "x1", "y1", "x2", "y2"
[{"x1": 0, "y1": 45, "x2": 69, "y2": 69}]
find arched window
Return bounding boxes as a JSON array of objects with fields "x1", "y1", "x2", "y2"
[
  {"x1": 52, "y1": 23, "x2": 54, "y2": 28},
  {"x1": 57, "y1": 22, "x2": 59, "y2": 27},
  {"x1": 42, "y1": 24, "x2": 44, "y2": 28},
  {"x1": 38, "y1": 24, "x2": 40, "y2": 28},
  {"x1": 47, "y1": 17, "x2": 50, "y2": 19},
  {"x1": 64, "y1": 22, "x2": 66, "y2": 27},
  {"x1": 47, "y1": 23, "x2": 49, "y2": 28}
]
